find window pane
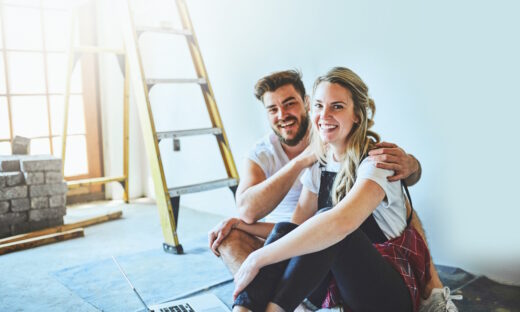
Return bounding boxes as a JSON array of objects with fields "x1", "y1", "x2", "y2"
[
  {"x1": 51, "y1": 135, "x2": 62, "y2": 158},
  {"x1": 0, "y1": 97, "x2": 10, "y2": 139},
  {"x1": 11, "y1": 96, "x2": 49, "y2": 138},
  {"x1": 131, "y1": 0, "x2": 183, "y2": 30},
  {"x1": 3, "y1": 6, "x2": 42, "y2": 50},
  {"x1": 42, "y1": 0, "x2": 69, "y2": 10},
  {"x1": 47, "y1": 53, "x2": 83, "y2": 93},
  {"x1": 3, "y1": 0, "x2": 41, "y2": 6},
  {"x1": 49, "y1": 95, "x2": 85, "y2": 135},
  {"x1": 54, "y1": 135, "x2": 88, "y2": 176},
  {"x1": 43, "y1": 10, "x2": 68, "y2": 51},
  {"x1": 0, "y1": 142, "x2": 11, "y2": 155},
  {"x1": 30, "y1": 137, "x2": 51, "y2": 155},
  {"x1": 0, "y1": 15, "x2": 3, "y2": 49},
  {"x1": 0, "y1": 57, "x2": 6, "y2": 94},
  {"x1": 8, "y1": 52, "x2": 46, "y2": 93}
]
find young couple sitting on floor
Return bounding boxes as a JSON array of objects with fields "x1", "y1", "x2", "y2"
[{"x1": 208, "y1": 67, "x2": 460, "y2": 312}]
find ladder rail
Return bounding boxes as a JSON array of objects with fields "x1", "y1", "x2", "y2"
[
  {"x1": 120, "y1": 0, "x2": 181, "y2": 248},
  {"x1": 175, "y1": 0, "x2": 239, "y2": 181},
  {"x1": 119, "y1": 0, "x2": 240, "y2": 253}
]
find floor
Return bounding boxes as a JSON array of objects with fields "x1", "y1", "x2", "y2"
[
  {"x1": 0, "y1": 199, "x2": 223, "y2": 311},
  {"x1": 1, "y1": 199, "x2": 519, "y2": 311}
]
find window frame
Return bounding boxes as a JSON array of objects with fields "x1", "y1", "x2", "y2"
[{"x1": 0, "y1": 1, "x2": 104, "y2": 195}]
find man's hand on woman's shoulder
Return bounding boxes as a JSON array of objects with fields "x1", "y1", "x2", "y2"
[
  {"x1": 293, "y1": 145, "x2": 317, "y2": 169},
  {"x1": 368, "y1": 141, "x2": 420, "y2": 183}
]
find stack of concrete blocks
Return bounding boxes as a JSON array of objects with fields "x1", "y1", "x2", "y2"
[{"x1": 0, "y1": 155, "x2": 68, "y2": 239}]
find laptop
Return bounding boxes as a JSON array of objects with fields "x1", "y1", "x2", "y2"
[{"x1": 112, "y1": 256, "x2": 231, "y2": 312}]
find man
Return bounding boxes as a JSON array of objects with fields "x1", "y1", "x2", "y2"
[{"x1": 208, "y1": 70, "x2": 458, "y2": 311}]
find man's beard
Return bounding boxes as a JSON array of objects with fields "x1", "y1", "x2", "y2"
[{"x1": 272, "y1": 113, "x2": 309, "y2": 147}]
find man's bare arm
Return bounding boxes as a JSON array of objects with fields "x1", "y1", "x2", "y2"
[
  {"x1": 236, "y1": 156, "x2": 313, "y2": 223},
  {"x1": 291, "y1": 188, "x2": 318, "y2": 225},
  {"x1": 235, "y1": 221, "x2": 275, "y2": 239},
  {"x1": 208, "y1": 217, "x2": 274, "y2": 256}
]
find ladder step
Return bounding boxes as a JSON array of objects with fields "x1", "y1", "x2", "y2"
[
  {"x1": 136, "y1": 26, "x2": 192, "y2": 36},
  {"x1": 75, "y1": 46, "x2": 125, "y2": 55},
  {"x1": 168, "y1": 178, "x2": 237, "y2": 197},
  {"x1": 146, "y1": 78, "x2": 207, "y2": 85},
  {"x1": 157, "y1": 127, "x2": 222, "y2": 140}
]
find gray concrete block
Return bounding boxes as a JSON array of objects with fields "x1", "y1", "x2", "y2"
[
  {"x1": 24, "y1": 172, "x2": 44, "y2": 185},
  {"x1": 31, "y1": 197, "x2": 49, "y2": 209},
  {"x1": 11, "y1": 198, "x2": 31, "y2": 212},
  {"x1": 28, "y1": 207, "x2": 66, "y2": 222},
  {"x1": 4, "y1": 172, "x2": 24, "y2": 186},
  {"x1": 47, "y1": 217, "x2": 64, "y2": 228},
  {"x1": 49, "y1": 195, "x2": 66, "y2": 208},
  {"x1": 29, "y1": 220, "x2": 50, "y2": 231},
  {"x1": 0, "y1": 174, "x2": 5, "y2": 187},
  {"x1": 0, "y1": 212, "x2": 27, "y2": 226},
  {"x1": 0, "y1": 201, "x2": 9, "y2": 214},
  {"x1": 26, "y1": 218, "x2": 62, "y2": 232},
  {"x1": 0, "y1": 224, "x2": 11, "y2": 239},
  {"x1": 12, "y1": 136, "x2": 30, "y2": 155},
  {"x1": 0, "y1": 156, "x2": 21, "y2": 172},
  {"x1": 20, "y1": 156, "x2": 61, "y2": 172},
  {"x1": 11, "y1": 198, "x2": 30, "y2": 212},
  {"x1": 45, "y1": 171, "x2": 63, "y2": 184},
  {"x1": 29, "y1": 183, "x2": 67, "y2": 197},
  {"x1": 10, "y1": 222, "x2": 31, "y2": 235},
  {"x1": 0, "y1": 186, "x2": 28, "y2": 200}
]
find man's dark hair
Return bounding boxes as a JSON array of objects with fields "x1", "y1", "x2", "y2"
[{"x1": 254, "y1": 70, "x2": 306, "y2": 102}]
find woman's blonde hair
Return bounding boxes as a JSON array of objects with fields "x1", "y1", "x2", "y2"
[{"x1": 311, "y1": 67, "x2": 380, "y2": 204}]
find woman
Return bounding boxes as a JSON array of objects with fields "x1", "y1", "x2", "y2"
[{"x1": 232, "y1": 67, "x2": 433, "y2": 312}]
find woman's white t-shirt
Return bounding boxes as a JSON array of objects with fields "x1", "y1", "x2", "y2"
[{"x1": 300, "y1": 155, "x2": 407, "y2": 239}]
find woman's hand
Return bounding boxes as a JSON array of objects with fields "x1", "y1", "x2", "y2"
[{"x1": 232, "y1": 251, "x2": 263, "y2": 300}]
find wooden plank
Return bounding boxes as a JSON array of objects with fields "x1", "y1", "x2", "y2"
[
  {"x1": 67, "y1": 176, "x2": 126, "y2": 189},
  {"x1": 0, "y1": 228, "x2": 84, "y2": 256},
  {"x1": 0, "y1": 211, "x2": 122, "y2": 245}
]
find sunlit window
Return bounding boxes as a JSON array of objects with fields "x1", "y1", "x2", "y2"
[{"x1": 0, "y1": 0, "x2": 96, "y2": 178}]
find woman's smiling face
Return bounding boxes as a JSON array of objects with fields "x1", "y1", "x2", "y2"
[{"x1": 312, "y1": 82, "x2": 359, "y2": 154}]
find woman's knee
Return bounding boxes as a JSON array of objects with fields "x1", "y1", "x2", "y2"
[
  {"x1": 273, "y1": 222, "x2": 298, "y2": 234},
  {"x1": 316, "y1": 206, "x2": 333, "y2": 215},
  {"x1": 266, "y1": 222, "x2": 298, "y2": 244}
]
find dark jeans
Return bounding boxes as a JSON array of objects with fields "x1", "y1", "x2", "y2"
[{"x1": 234, "y1": 221, "x2": 412, "y2": 312}]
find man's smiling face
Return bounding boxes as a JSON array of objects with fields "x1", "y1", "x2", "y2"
[{"x1": 262, "y1": 84, "x2": 309, "y2": 146}]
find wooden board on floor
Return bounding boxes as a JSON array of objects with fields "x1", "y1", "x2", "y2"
[
  {"x1": 0, "y1": 210, "x2": 122, "y2": 245},
  {"x1": 0, "y1": 228, "x2": 84, "y2": 255}
]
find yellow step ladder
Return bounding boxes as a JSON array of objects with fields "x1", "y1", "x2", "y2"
[{"x1": 119, "y1": 0, "x2": 239, "y2": 254}]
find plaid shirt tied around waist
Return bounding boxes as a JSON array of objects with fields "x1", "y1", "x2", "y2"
[{"x1": 321, "y1": 226, "x2": 431, "y2": 312}]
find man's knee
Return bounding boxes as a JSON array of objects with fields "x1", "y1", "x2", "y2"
[
  {"x1": 220, "y1": 228, "x2": 246, "y2": 248},
  {"x1": 219, "y1": 229, "x2": 262, "y2": 253},
  {"x1": 218, "y1": 229, "x2": 263, "y2": 275}
]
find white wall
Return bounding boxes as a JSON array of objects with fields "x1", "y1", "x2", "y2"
[{"x1": 97, "y1": 0, "x2": 520, "y2": 284}]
